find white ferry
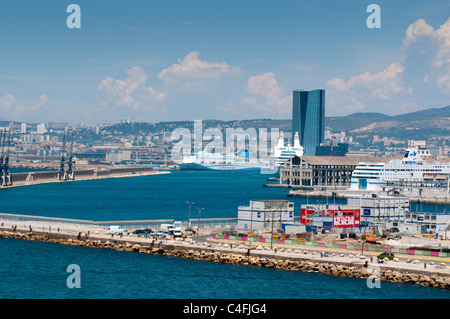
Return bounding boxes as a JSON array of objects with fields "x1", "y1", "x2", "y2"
[
  {"x1": 350, "y1": 149, "x2": 450, "y2": 190},
  {"x1": 178, "y1": 131, "x2": 304, "y2": 172},
  {"x1": 178, "y1": 150, "x2": 272, "y2": 171}
]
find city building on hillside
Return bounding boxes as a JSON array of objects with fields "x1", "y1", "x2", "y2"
[{"x1": 106, "y1": 149, "x2": 132, "y2": 163}]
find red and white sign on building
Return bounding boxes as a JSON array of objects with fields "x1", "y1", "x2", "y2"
[
  {"x1": 300, "y1": 205, "x2": 361, "y2": 228},
  {"x1": 333, "y1": 209, "x2": 361, "y2": 228}
]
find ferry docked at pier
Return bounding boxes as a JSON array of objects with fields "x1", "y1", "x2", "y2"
[
  {"x1": 350, "y1": 149, "x2": 450, "y2": 190},
  {"x1": 178, "y1": 151, "x2": 272, "y2": 171},
  {"x1": 178, "y1": 131, "x2": 304, "y2": 172}
]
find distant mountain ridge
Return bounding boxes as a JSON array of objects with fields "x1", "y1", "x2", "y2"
[
  {"x1": 343, "y1": 105, "x2": 450, "y2": 119},
  {"x1": 326, "y1": 104, "x2": 450, "y2": 139},
  {"x1": 344, "y1": 112, "x2": 391, "y2": 119},
  {"x1": 393, "y1": 105, "x2": 450, "y2": 118}
]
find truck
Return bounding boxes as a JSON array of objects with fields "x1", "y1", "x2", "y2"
[
  {"x1": 173, "y1": 221, "x2": 182, "y2": 231},
  {"x1": 160, "y1": 223, "x2": 174, "y2": 232},
  {"x1": 172, "y1": 221, "x2": 183, "y2": 237},
  {"x1": 105, "y1": 225, "x2": 127, "y2": 235},
  {"x1": 159, "y1": 224, "x2": 175, "y2": 235}
]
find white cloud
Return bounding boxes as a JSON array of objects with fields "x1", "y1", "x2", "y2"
[
  {"x1": 326, "y1": 18, "x2": 450, "y2": 115},
  {"x1": 403, "y1": 18, "x2": 435, "y2": 47},
  {"x1": 98, "y1": 66, "x2": 165, "y2": 111},
  {"x1": 326, "y1": 63, "x2": 411, "y2": 114},
  {"x1": 0, "y1": 94, "x2": 49, "y2": 120},
  {"x1": 402, "y1": 18, "x2": 450, "y2": 94},
  {"x1": 157, "y1": 51, "x2": 241, "y2": 92},
  {"x1": 326, "y1": 78, "x2": 348, "y2": 92},
  {"x1": 31, "y1": 94, "x2": 49, "y2": 111},
  {"x1": 0, "y1": 94, "x2": 16, "y2": 109},
  {"x1": 328, "y1": 63, "x2": 409, "y2": 95},
  {"x1": 240, "y1": 72, "x2": 291, "y2": 115},
  {"x1": 97, "y1": 53, "x2": 243, "y2": 118}
]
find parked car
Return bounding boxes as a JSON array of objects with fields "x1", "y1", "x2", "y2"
[
  {"x1": 133, "y1": 228, "x2": 154, "y2": 236},
  {"x1": 389, "y1": 227, "x2": 400, "y2": 233},
  {"x1": 173, "y1": 230, "x2": 183, "y2": 237},
  {"x1": 377, "y1": 252, "x2": 395, "y2": 260},
  {"x1": 185, "y1": 227, "x2": 196, "y2": 234}
]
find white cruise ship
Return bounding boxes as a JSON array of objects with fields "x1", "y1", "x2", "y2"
[
  {"x1": 178, "y1": 131, "x2": 304, "y2": 172},
  {"x1": 271, "y1": 131, "x2": 304, "y2": 166},
  {"x1": 350, "y1": 149, "x2": 450, "y2": 190}
]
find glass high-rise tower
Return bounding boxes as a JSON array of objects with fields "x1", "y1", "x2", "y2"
[{"x1": 292, "y1": 89, "x2": 325, "y2": 156}]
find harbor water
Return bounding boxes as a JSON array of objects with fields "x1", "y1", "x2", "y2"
[{"x1": 1, "y1": 170, "x2": 449, "y2": 299}]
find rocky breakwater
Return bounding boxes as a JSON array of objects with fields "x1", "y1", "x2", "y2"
[{"x1": 1, "y1": 230, "x2": 449, "y2": 289}]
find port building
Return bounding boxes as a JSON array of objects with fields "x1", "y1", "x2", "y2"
[
  {"x1": 237, "y1": 200, "x2": 296, "y2": 232},
  {"x1": 279, "y1": 156, "x2": 393, "y2": 188}
]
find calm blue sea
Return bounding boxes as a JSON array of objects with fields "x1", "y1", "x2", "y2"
[{"x1": 0, "y1": 170, "x2": 449, "y2": 299}]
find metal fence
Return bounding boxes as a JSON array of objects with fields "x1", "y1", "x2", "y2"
[
  {"x1": 0, "y1": 213, "x2": 237, "y2": 234},
  {"x1": 0, "y1": 213, "x2": 99, "y2": 235},
  {"x1": 188, "y1": 218, "x2": 237, "y2": 231}
]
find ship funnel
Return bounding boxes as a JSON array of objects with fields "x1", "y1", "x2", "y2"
[
  {"x1": 276, "y1": 131, "x2": 285, "y2": 148},
  {"x1": 293, "y1": 132, "x2": 301, "y2": 149},
  {"x1": 402, "y1": 148, "x2": 423, "y2": 163}
]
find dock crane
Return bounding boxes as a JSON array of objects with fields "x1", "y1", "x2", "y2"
[
  {"x1": 66, "y1": 133, "x2": 75, "y2": 181},
  {"x1": 0, "y1": 129, "x2": 12, "y2": 186},
  {"x1": 0, "y1": 130, "x2": 5, "y2": 186},
  {"x1": 58, "y1": 132, "x2": 67, "y2": 181},
  {"x1": 58, "y1": 132, "x2": 75, "y2": 181},
  {"x1": 4, "y1": 129, "x2": 12, "y2": 186}
]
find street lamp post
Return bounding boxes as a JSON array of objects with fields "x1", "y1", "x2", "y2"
[
  {"x1": 197, "y1": 207, "x2": 204, "y2": 242},
  {"x1": 187, "y1": 201, "x2": 196, "y2": 228}
]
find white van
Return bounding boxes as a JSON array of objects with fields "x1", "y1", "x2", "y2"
[
  {"x1": 160, "y1": 223, "x2": 174, "y2": 232},
  {"x1": 105, "y1": 225, "x2": 127, "y2": 234},
  {"x1": 173, "y1": 221, "x2": 183, "y2": 237}
]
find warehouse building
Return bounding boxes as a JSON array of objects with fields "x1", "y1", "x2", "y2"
[{"x1": 279, "y1": 156, "x2": 393, "y2": 188}]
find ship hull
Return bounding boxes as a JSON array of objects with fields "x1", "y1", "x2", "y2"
[{"x1": 179, "y1": 162, "x2": 264, "y2": 171}]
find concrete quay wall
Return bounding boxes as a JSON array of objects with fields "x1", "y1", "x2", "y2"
[
  {"x1": 7, "y1": 167, "x2": 168, "y2": 187},
  {"x1": 1, "y1": 228, "x2": 449, "y2": 290}
]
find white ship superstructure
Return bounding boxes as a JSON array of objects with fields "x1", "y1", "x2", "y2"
[
  {"x1": 351, "y1": 149, "x2": 450, "y2": 190},
  {"x1": 271, "y1": 131, "x2": 304, "y2": 166},
  {"x1": 179, "y1": 150, "x2": 271, "y2": 171},
  {"x1": 178, "y1": 131, "x2": 304, "y2": 172}
]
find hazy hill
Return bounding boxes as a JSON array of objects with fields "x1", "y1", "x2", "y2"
[
  {"x1": 393, "y1": 105, "x2": 450, "y2": 119},
  {"x1": 325, "y1": 104, "x2": 450, "y2": 139}
]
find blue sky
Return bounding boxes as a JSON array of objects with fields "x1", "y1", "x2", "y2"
[{"x1": 1, "y1": 0, "x2": 450, "y2": 124}]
